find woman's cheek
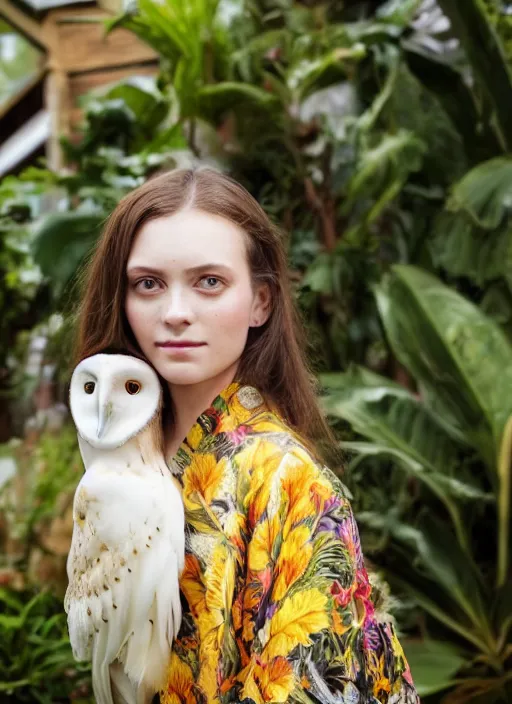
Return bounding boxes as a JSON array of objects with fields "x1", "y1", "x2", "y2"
[
  {"x1": 210, "y1": 290, "x2": 253, "y2": 332},
  {"x1": 125, "y1": 296, "x2": 155, "y2": 344}
]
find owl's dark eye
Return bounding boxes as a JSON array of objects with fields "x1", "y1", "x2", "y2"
[
  {"x1": 125, "y1": 380, "x2": 141, "y2": 395},
  {"x1": 84, "y1": 381, "x2": 95, "y2": 394}
]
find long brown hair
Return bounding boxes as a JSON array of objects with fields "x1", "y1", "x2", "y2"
[{"x1": 74, "y1": 167, "x2": 332, "y2": 449}]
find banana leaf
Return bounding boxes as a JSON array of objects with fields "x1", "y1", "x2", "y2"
[
  {"x1": 321, "y1": 365, "x2": 483, "y2": 549},
  {"x1": 286, "y1": 45, "x2": 366, "y2": 102},
  {"x1": 321, "y1": 365, "x2": 466, "y2": 469},
  {"x1": 429, "y1": 211, "x2": 511, "y2": 289},
  {"x1": 31, "y1": 212, "x2": 105, "y2": 299},
  {"x1": 437, "y1": 0, "x2": 512, "y2": 151},
  {"x1": 342, "y1": 441, "x2": 491, "y2": 503},
  {"x1": 497, "y1": 415, "x2": 512, "y2": 587},
  {"x1": 359, "y1": 512, "x2": 495, "y2": 657},
  {"x1": 196, "y1": 82, "x2": 279, "y2": 122},
  {"x1": 447, "y1": 156, "x2": 512, "y2": 230},
  {"x1": 402, "y1": 639, "x2": 469, "y2": 697},
  {"x1": 101, "y1": 78, "x2": 169, "y2": 132},
  {"x1": 374, "y1": 265, "x2": 512, "y2": 471}
]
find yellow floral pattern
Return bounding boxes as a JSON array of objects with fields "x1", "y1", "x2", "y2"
[{"x1": 160, "y1": 383, "x2": 419, "y2": 704}]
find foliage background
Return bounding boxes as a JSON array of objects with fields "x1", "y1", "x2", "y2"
[{"x1": 0, "y1": 0, "x2": 511, "y2": 701}]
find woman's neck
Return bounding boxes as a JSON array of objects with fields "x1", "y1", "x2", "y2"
[{"x1": 165, "y1": 363, "x2": 238, "y2": 458}]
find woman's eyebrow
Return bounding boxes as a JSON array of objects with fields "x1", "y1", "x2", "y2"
[
  {"x1": 126, "y1": 265, "x2": 166, "y2": 277},
  {"x1": 186, "y1": 263, "x2": 233, "y2": 275},
  {"x1": 126, "y1": 263, "x2": 234, "y2": 276}
]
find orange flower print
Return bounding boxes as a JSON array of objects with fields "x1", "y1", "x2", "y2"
[
  {"x1": 248, "y1": 514, "x2": 280, "y2": 572},
  {"x1": 238, "y1": 657, "x2": 295, "y2": 704},
  {"x1": 272, "y1": 525, "x2": 312, "y2": 601},
  {"x1": 280, "y1": 459, "x2": 317, "y2": 536},
  {"x1": 258, "y1": 656, "x2": 295, "y2": 702},
  {"x1": 180, "y1": 554, "x2": 206, "y2": 618},
  {"x1": 162, "y1": 652, "x2": 197, "y2": 704},
  {"x1": 331, "y1": 607, "x2": 351, "y2": 636},
  {"x1": 183, "y1": 454, "x2": 226, "y2": 505},
  {"x1": 373, "y1": 675, "x2": 391, "y2": 697}
]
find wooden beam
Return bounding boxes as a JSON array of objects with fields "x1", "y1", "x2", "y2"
[
  {"x1": 0, "y1": 65, "x2": 47, "y2": 121},
  {"x1": 97, "y1": 0, "x2": 125, "y2": 14},
  {"x1": 45, "y1": 67, "x2": 70, "y2": 170},
  {"x1": 0, "y1": 0, "x2": 49, "y2": 51},
  {"x1": 41, "y1": 11, "x2": 69, "y2": 171},
  {"x1": 41, "y1": 6, "x2": 157, "y2": 74}
]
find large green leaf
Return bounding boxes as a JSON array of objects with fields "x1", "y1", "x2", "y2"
[
  {"x1": 387, "y1": 574, "x2": 491, "y2": 654},
  {"x1": 402, "y1": 639, "x2": 469, "y2": 697},
  {"x1": 321, "y1": 365, "x2": 465, "y2": 469},
  {"x1": 437, "y1": 0, "x2": 512, "y2": 151},
  {"x1": 384, "y1": 64, "x2": 466, "y2": 184},
  {"x1": 31, "y1": 212, "x2": 104, "y2": 299},
  {"x1": 429, "y1": 211, "x2": 512, "y2": 289},
  {"x1": 402, "y1": 513, "x2": 489, "y2": 631},
  {"x1": 358, "y1": 510, "x2": 497, "y2": 657},
  {"x1": 432, "y1": 158, "x2": 512, "y2": 307},
  {"x1": 341, "y1": 441, "x2": 491, "y2": 503},
  {"x1": 363, "y1": 511, "x2": 493, "y2": 649},
  {"x1": 342, "y1": 130, "x2": 426, "y2": 222},
  {"x1": 448, "y1": 157, "x2": 512, "y2": 230},
  {"x1": 196, "y1": 82, "x2": 279, "y2": 122},
  {"x1": 286, "y1": 45, "x2": 366, "y2": 102},
  {"x1": 321, "y1": 365, "x2": 480, "y2": 548},
  {"x1": 102, "y1": 77, "x2": 169, "y2": 132},
  {"x1": 497, "y1": 415, "x2": 512, "y2": 588},
  {"x1": 375, "y1": 265, "x2": 512, "y2": 470}
]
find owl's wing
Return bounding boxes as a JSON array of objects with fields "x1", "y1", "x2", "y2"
[{"x1": 65, "y1": 464, "x2": 185, "y2": 704}]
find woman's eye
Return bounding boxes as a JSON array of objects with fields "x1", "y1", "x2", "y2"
[
  {"x1": 135, "y1": 278, "x2": 159, "y2": 291},
  {"x1": 198, "y1": 276, "x2": 223, "y2": 291}
]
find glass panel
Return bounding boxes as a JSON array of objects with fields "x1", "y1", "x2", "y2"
[{"x1": 0, "y1": 19, "x2": 44, "y2": 110}]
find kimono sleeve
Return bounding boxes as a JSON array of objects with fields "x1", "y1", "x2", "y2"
[{"x1": 234, "y1": 440, "x2": 419, "y2": 704}]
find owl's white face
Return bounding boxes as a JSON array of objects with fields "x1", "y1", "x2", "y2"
[{"x1": 69, "y1": 354, "x2": 162, "y2": 450}]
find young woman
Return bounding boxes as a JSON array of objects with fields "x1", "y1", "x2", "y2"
[{"x1": 75, "y1": 168, "x2": 419, "y2": 704}]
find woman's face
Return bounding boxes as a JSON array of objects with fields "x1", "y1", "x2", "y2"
[{"x1": 125, "y1": 209, "x2": 269, "y2": 389}]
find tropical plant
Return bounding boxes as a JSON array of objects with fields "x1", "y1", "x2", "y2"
[
  {"x1": 0, "y1": 424, "x2": 83, "y2": 593},
  {"x1": 429, "y1": 156, "x2": 512, "y2": 335},
  {"x1": 0, "y1": 586, "x2": 92, "y2": 703},
  {"x1": 0, "y1": 170, "x2": 55, "y2": 440},
  {"x1": 322, "y1": 264, "x2": 512, "y2": 702},
  {"x1": 32, "y1": 77, "x2": 190, "y2": 302},
  {"x1": 28, "y1": 0, "x2": 510, "y2": 368}
]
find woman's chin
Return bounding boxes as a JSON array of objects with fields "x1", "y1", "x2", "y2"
[{"x1": 155, "y1": 363, "x2": 210, "y2": 387}]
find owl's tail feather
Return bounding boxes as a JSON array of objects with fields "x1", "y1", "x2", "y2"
[
  {"x1": 110, "y1": 661, "x2": 137, "y2": 704},
  {"x1": 110, "y1": 660, "x2": 155, "y2": 704},
  {"x1": 125, "y1": 597, "x2": 167, "y2": 691},
  {"x1": 92, "y1": 631, "x2": 115, "y2": 704}
]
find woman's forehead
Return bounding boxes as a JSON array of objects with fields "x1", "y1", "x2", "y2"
[{"x1": 127, "y1": 210, "x2": 249, "y2": 272}]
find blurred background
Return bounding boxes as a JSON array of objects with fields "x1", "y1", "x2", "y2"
[{"x1": 0, "y1": 0, "x2": 511, "y2": 702}]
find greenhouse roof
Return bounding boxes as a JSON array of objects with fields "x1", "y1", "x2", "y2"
[{"x1": 20, "y1": 0, "x2": 91, "y2": 8}]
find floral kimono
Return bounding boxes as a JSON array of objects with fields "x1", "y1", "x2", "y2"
[{"x1": 161, "y1": 383, "x2": 419, "y2": 704}]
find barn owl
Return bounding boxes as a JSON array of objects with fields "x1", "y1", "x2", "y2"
[{"x1": 65, "y1": 353, "x2": 185, "y2": 704}]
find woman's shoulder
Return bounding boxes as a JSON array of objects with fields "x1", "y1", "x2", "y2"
[{"x1": 232, "y1": 406, "x2": 351, "y2": 506}]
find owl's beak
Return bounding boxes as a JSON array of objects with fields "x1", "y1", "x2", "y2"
[{"x1": 96, "y1": 402, "x2": 112, "y2": 439}]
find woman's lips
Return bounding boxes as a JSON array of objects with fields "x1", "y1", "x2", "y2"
[{"x1": 155, "y1": 341, "x2": 206, "y2": 348}]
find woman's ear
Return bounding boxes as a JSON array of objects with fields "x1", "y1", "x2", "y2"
[{"x1": 250, "y1": 283, "x2": 271, "y2": 327}]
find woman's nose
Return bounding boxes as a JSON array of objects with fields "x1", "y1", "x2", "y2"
[{"x1": 161, "y1": 289, "x2": 195, "y2": 327}]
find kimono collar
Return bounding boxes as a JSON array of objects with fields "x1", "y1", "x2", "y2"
[{"x1": 169, "y1": 382, "x2": 267, "y2": 470}]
